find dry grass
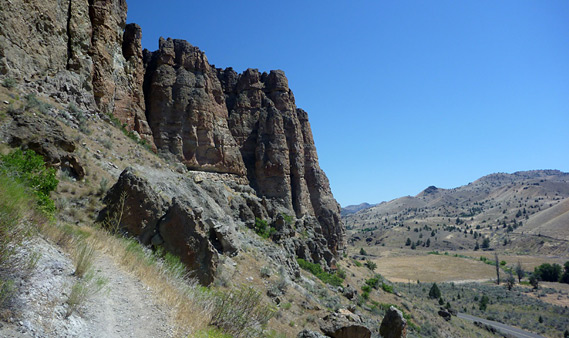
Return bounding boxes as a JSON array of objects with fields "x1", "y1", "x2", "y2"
[{"x1": 370, "y1": 254, "x2": 496, "y2": 283}]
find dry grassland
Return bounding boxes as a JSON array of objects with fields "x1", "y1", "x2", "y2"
[{"x1": 370, "y1": 254, "x2": 496, "y2": 283}]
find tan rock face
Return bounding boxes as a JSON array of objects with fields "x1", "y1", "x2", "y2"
[
  {"x1": 0, "y1": 0, "x2": 344, "y2": 261},
  {"x1": 145, "y1": 47, "x2": 344, "y2": 255},
  {"x1": 143, "y1": 38, "x2": 246, "y2": 175},
  {"x1": 221, "y1": 68, "x2": 345, "y2": 255},
  {"x1": 0, "y1": 0, "x2": 154, "y2": 145}
]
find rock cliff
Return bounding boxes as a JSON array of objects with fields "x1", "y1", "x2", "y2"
[
  {"x1": 0, "y1": 0, "x2": 344, "y2": 280},
  {"x1": 0, "y1": 0, "x2": 153, "y2": 143}
]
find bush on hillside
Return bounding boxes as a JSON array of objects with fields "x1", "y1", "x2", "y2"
[
  {"x1": 0, "y1": 149, "x2": 58, "y2": 214},
  {"x1": 296, "y1": 258, "x2": 344, "y2": 287}
]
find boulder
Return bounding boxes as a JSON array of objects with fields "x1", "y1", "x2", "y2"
[
  {"x1": 98, "y1": 167, "x2": 169, "y2": 243},
  {"x1": 342, "y1": 285, "x2": 357, "y2": 300},
  {"x1": 320, "y1": 313, "x2": 371, "y2": 338},
  {"x1": 297, "y1": 330, "x2": 327, "y2": 338},
  {"x1": 4, "y1": 112, "x2": 85, "y2": 178},
  {"x1": 438, "y1": 309, "x2": 451, "y2": 321},
  {"x1": 159, "y1": 199, "x2": 218, "y2": 285},
  {"x1": 379, "y1": 306, "x2": 407, "y2": 338}
]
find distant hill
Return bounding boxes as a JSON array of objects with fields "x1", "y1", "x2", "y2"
[
  {"x1": 344, "y1": 170, "x2": 569, "y2": 254},
  {"x1": 341, "y1": 202, "x2": 376, "y2": 216}
]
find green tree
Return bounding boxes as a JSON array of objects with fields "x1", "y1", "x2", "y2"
[
  {"x1": 429, "y1": 283, "x2": 441, "y2": 299},
  {"x1": 559, "y1": 261, "x2": 569, "y2": 284},
  {"x1": 494, "y1": 252, "x2": 500, "y2": 285},
  {"x1": 529, "y1": 274, "x2": 539, "y2": 290},
  {"x1": 481, "y1": 237, "x2": 490, "y2": 249},
  {"x1": 359, "y1": 248, "x2": 367, "y2": 256},
  {"x1": 405, "y1": 238, "x2": 411, "y2": 246},
  {"x1": 534, "y1": 263, "x2": 562, "y2": 282},
  {"x1": 479, "y1": 294, "x2": 489, "y2": 311},
  {"x1": 515, "y1": 261, "x2": 524, "y2": 283}
]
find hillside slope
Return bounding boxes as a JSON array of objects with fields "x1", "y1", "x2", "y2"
[{"x1": 344, "y1": 170, "x2": 569, "y2": 253}]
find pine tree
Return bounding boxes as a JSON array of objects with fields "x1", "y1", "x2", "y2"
[{"x1": 429, "y1": 283, "x2": 441, "y2": 299}]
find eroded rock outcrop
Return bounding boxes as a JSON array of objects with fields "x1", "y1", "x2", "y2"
[
  {"x1": 0, "y1": 0, "x2": 153, "y2": 144},
  {"x1": 1, "y1": 112, "x2": 85, "y2": 178},
  {"x1": 220, "y1": 67, "x2": 344, "y2": 256},
  {"x1": 143, "y1": 38, "x2": 246, "y2": 175},
  {"x1": 379, "y1": 306, "x2": 407, "y2": 338},
  {"x1": 1, "y1": 0, "x2": 344, "y2": 278},
  {"x1": 144, "y1": 41, "x2": 344, "y2": 259}
]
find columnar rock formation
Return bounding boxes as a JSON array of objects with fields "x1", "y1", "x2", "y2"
[
  {"x1": 0, "y1": 0, "x2": 344, "y2": 277},
  {"x1": 144, "y1": 39, "x2": 344, "y2": 256}
]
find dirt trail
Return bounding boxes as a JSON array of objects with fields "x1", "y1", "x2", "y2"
[
  {"x1": 0, "y1": 237, "x2": 174, "y2": 337},
  {"x1": 81, "y1": 253, "x2": 174, "y2": 338}
]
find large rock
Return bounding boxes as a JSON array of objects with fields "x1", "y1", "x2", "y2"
[
  {"x1": 2, "y1": 112, "x2": 85, "y2": 178},
  {"x1": 379, "y1": 306, "x2": 407, "y2": 338},
  {"x1": 320, "y1": 312, "x2": 371, "y2": 338},
  {"x1": 99, "y1": 166, "x2": 247, "y2": 284},
  {"x1": 98, "y1": 167, "x2": 169, "y2": 243},
  {"x1": 159, "y1": 198, "x2": 218, "y2": 285}
]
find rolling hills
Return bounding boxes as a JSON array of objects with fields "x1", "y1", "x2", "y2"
[{"x1": 343, "y1": 170, "x2": 569, "y2": 254}]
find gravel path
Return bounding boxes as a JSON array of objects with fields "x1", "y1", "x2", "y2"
[
  {"x1": 81, "y1": 253, "x2": 174, "y2": 338},
  {"x1": 0, "y1": 237, "x2": 174, "y2": 337}
]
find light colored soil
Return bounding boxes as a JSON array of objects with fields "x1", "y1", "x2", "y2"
[
  {"x1": 0, "y1": 236, "x2": 174, "y2": 337},
  {"x1": 80, "y1": 253, "x2": 174, "y2": 338}
]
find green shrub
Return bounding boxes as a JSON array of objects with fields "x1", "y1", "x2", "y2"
[
  {"x1": 1, "y1": 77, "x2": 16, "y2": 89},
  {"x1": 365, "y1": 276, "x2": 381, "y2": 289},
  {"x1": 0, "y1": 149, "x2": 58, "y2": 214},
  {"x1": 254, "y1": 218, "x2": 276, "y2": 239},
  {"x1": 296, "y1": 258, "x2": 344, "y2": 287},
  {"x1": 381, "y1": 282, "x2": 394, "y2": 293}
]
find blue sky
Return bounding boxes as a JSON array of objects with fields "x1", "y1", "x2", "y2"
[{"x1": 127, "y1": 1, "x2": 569, "y2": 206}]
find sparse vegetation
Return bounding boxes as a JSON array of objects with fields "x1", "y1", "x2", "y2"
[
  {"x1": 209, "y1": 285, "x2": 276, "y2": 337},
  {"x1": 1, "y1": 77, "x2": 16, "y2": 89},
  {"x1": 296, "y1": 258, "x2": 344, "y2": 287},
  {"x1": 254, "y1": 217, "x2": 276, "y2": 239}
]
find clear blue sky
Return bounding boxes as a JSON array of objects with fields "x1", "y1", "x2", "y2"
[{"x1": 127, "y1": 1, "x2": 569, "y2": 207}]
